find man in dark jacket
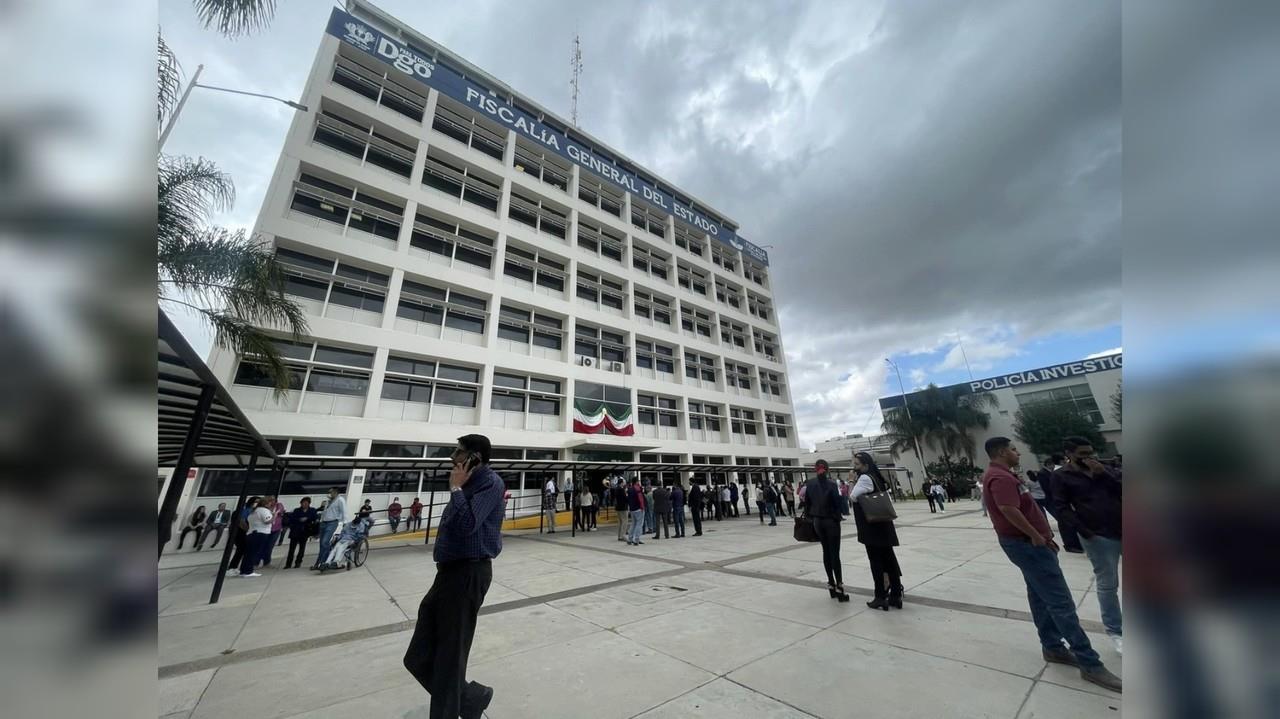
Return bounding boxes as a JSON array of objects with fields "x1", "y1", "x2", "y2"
[
  {"x1": 651, "y1": 484, "x2": 671, "y2": 540},
  {"x1": 1050, "y1": 437, "x2": 1123, "y2": 653},
  {"x1": 196, "y1": 503, "x2": 231, "y2": 550},
  {"x1": 285, "y1": 497, "x2": 319, "y2": 569},
  {"x1": 687, "y1": 483, "x2": 704, "y2": 537},
  {"x1": 670, "y1": 484, "x2": 686, "y2": 538},
  {"x1": 1038, "y1": 454, "x2": 1082, "y2": 552},
  {"x1": 729, "y1": 482, "x2": 740, "y2": 517}
]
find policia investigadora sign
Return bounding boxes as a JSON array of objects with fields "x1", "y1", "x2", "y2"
[{"x1": 326, "y1": 8, "x2": 769, "y2": 266}]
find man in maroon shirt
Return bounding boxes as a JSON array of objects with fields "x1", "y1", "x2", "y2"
[{"x1": 982, "y1": 436, "x2": 1122, "y2": 694}]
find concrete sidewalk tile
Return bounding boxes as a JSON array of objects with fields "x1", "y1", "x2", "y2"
[
  {"x1": 474, "y1": 630, "x2": 714, "y2": 719},
  {"x1": 190, "y1": 629, "x2": 415, "y2": 719},
  {"x1": 1016, "y1": 679, "x2": 1122, "y2": 718},
  {"x1": 635, "y1": 677, "x2": 812, "y2": 719},
  {"x1": 729, "y1": 630, "x2": 1033, "y2": 719},
  {"x1": 468, "y1": 603, "x2": 600, "y2": 666},
  {"x1": 159, "y1": 605, "x2": 255, "y2": 666},
  {"x1": 616, "y1": 602, "x2": 817, "y2": 675},
  {"x1": 1039, "y1": 631, "x2": 1123, "y2": 698},
  {"x1": 159, "y1": 669, "x2": 216, "y2": 716},
  {"x1": 830, "y1": 603, "x2": 1053, "y2": 677},
  {"x1": 700, "y1": 578, "x2": 870, "y2": 628}
]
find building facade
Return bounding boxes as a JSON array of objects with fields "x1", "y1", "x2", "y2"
[
  {"x1": 181, "y1": 0, "x2": 803, "y2": 530},
  {"x1": 877, "y1": 353, "x2": 1123, "y2": 480}
]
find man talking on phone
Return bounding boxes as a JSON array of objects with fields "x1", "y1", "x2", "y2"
[{"x1": 403, "y1": 434, "x2": 504, "y2": 719}]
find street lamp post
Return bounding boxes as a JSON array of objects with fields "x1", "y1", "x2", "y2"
[
  {"x1": 159, "y1": 64, "x2": 309, "y2": 150},
  {"x1": 885, "y1": 358, "x2": 927, "y2": 491}
]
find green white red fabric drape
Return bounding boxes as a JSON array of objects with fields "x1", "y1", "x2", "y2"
[{"x1": 572, "y1": 399, "x2": 634, "y2": 436}]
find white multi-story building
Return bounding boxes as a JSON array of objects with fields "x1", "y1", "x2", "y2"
[{"x1": 188, "y1": 0, "x2": 802, "y2": 525}]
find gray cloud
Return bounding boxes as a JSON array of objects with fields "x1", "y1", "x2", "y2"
[{"x1": 161, "y1": 0, "x2": 1120, "y2": 449}]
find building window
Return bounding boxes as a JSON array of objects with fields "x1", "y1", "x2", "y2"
[
  {"x1": 634, "y1": 338, "x2": 676, "y2": 374},
  {"x1": 274, "y1": 246, "x2": 389, "y2": 324},
  {"x1": 753, "y1": 329, "x2": 779, "y2": 359},
  {"x1": 631, "y1": 242, "x2": 670, "y2": 280},
  {"x1": 491, "y1": 371, "x2": 564, "y2": 416},
  {"x1": 396, "y1": 278, "x2": 489, "y2": 336},
  {"x1": 677, "y1": 263, "x2": 709, "y2": 297},
  {"x1": 684, "y1": 352, "x2": 717, "y2": 382},
  {"x1": 744, "y1": 261, "x2": 768, "y2": 287},
  {"x1": 759, "y1": 370, "x2": 784, "y2": 397},
  {"x1": 432, "y1": 97, "x2": 505, "y2": 161},
  {"x1": 332, "y1": 51, "x2": 427, "y2": 122},
  {"x1": 313, "y1": 108, "x2": 416, "y2": 179},
  {"x1": 282, "y1": 438, "x2": 358, "y2": 456},
  {"x1": 382, "y1": 355, "x2": 481, "y2": 409},
  {"x1": 502, "y1": 243, "x2": 567, "y2": 293},
  {"x1": 233, "y1": 338, "x2": 374, "y2": 412},
  {"x1": 409, "y1": 211, "x2": 497, "y2": 271},
  {"x1": 421, "y1": 149, "x2": 502, "y2": 212},
  {"x1": 711, "y1": 244, "x2": 737, "y2": 273},
  {"x1": 577, "y1": 219, "x2": 625, "y2": 263},
  {"x1": 577, "y1": 176, "x2": 624, "y2": 218},
  {"x1": 513, "y1": 139, "x2": 571, "y2": 192},
  {"x1": 573, "y1": 381, "x2": 632, "y2": 435},
  {"x1": 637, "y1": 394, "x2": 679, "y2": 427},
  {"x1": 496, "y1": 304, "x2": 565, "y2": 354},
  {"x1": 575, "y1": 323, "x2": 629, "y2": 365},
  {"x1": 715, "y1": 280, "x2": 744, "y2": 311},
  {"x1": 509, "y1": 189, "x2": 569, "y2": 239},
  {"x1": 674, "y1": 225, "x2": 705, "y2": 257},
  {"x1": 576, "y1": 268, "x2": 627, "y2": 312},
  {"x1": 724, "y1": 361, "x2": 754, "y2": 391},
  {"x1": 747, "y1": 292, "x2": 773, "y2": 323},
  {"x1": 630, "y1": 203, "x2": 667, "y2": 239},
  {"x1": 719, "y1": 319, "x2": 748, "y2": 350},
  {"x1": 765, "y1": 412, "x2": 791, "y2": 439},
  {"x1": 633, "y1": 288, "x2": 673, "y2": 327},
  {"x1": 289, "y1": 171, "x2": 404, "y2": 241},
  {"x1": 490, "y1": 447, "x2": 561, "y2": 491},
  {"x1": 730, "y1": 407, "x2": 760, "y2": 435},
  {"x1": 680, "y1": 304, "x2": 714, "y2": 339},
  {"x1": 1016, "y1": 384, "x2": 1105, "y2": 425}
]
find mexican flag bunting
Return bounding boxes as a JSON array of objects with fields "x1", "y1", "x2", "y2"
[{"x1": 573, "y1": 399, "x2": 634, "y2": 436}]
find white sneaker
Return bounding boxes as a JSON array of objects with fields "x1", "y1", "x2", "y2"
[
  {"x1": 1110, "y1": 635, "x2": 1123, "y2": 655},
  {"x1": 241, "y1": 572, "x2": 262, "y2": 578}
]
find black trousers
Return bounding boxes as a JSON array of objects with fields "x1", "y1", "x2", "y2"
[
  {"x1": 228, "y1": 529, "x2": 247, "y2": 568},
  {"x1": 197, "y1": 525, "x2": 224, "y2": 549},
  {"x1": 177, "y1": 526, "x2": 202, "y2": 549},
  {"x1": 813, "y1": 517, "x2": 843, "y2": 586},
  {"x1": 865, "y1": 544, "x2": 903, "y2": 598},
  {"x1": 926, "y1": 495, "x2": 937, "y2": 512},
  {"x1": 691, "y1": 506, "x2": 703, "y2": 535},
  {"x1": 730, "y1": 500, "x2": 739, "y2": 517},
  {"x1": 286, "y1": 536, "x2": 309, "y2": 567},
  {"x1": 404, "y1": 560, "x2": 493, "y2": 719},
  {"x1": 653, "y1": 511, "x2": 670, "y2": 538},
  {"x1": 785, "y1": 499, "x2": 796, "y2": 516}
]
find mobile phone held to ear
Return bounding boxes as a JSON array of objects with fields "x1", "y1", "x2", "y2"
[{"x1": 464, "y1": 452, "x2": 482, "y2": 471}]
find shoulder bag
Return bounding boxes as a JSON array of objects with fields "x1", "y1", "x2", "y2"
[
  {"x1": 793, "y1": 504, "x2": 819, "y2": 543},
  {"x1": 857, "y1": 474, "x2": 898, "y2": 523}
]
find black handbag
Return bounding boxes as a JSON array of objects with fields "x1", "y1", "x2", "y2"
[
  {"x1": 857, "y1": 474, "x2": 898, "y2": 523},
  {"x1": 793, "y1": 513, "x2": 819, "y2": 542}
]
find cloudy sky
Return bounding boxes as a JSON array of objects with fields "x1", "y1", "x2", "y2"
[{"x1": 161, "y1": 0, "x2": 1120, "y2": 450}]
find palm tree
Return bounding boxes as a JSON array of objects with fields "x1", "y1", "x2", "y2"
[
  {"x1": 157, "y1": 3, "x2": 305, "y2": 393},
  {"x1": 881, "y1": 384, "x2": 998, "y2": 475}
]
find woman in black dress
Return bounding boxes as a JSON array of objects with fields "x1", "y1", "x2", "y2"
[
  {"x1": 804, "y1": 460, "x2": 850, "y2": 602},
  {"x1": 851, "y1": 452, "x2": 903, "y2": 610}
]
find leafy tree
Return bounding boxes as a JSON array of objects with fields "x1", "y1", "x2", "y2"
[
  {"x1": 924, "y1": 457, "x2": 983, "y2": 494},
  {"x1": 1012, "y1": 401, "x2": 1107, "y2": 458},
  {"x1": 1110, "y1": 382, "x2": 1122, "y2": 425},
  {"x1": 881, "y1": 384, "x2": 999, "y2": 467},
  {"x1": 158, "y1": 2, "x2": 305, "y2": 393}
]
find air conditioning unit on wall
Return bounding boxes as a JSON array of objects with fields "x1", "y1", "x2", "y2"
[
  {"x1": 608, "y1": 361, "x2": 625, "y2": 373},
  {"x1": 578, "y1": 356, "x2": 595, "y2": 368}
]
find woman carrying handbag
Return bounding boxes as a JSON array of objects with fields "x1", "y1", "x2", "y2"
[
  {"x1": 852, "y1": 452, "x2": 904, "y2": 610},
  {"x1": 802, "y1": 460, "x2": 850, "y2": 602}
]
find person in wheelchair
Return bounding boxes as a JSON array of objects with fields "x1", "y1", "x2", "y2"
[{"x1": 320, "y1": 517, "x2": 369, "y2": 569}]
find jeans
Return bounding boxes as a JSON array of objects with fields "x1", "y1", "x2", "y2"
[
  {"x1": 673, "y1": 506, "x2": 685, "y2": 536},
  {"x1": 1080, "y1": 534, "x2": 1123, "y2": 636},
  {"x1": 390, "y1": 517, "x2": 401, "y2": 533},
  {"x1": 999, "y1": 537, "x2": 1102, "y2": 669},
  {"x1": 627, "y1": 510, "x2": 645, "y2": 543},
  {"x1": 315, "y1": 520, "x2": 339, "y2": 567},
  {"x1": 766, "y1": 502, "x2": 777, "y2": 525},
  {"x1": 239, "y1": 532, "x2": 271, "y2": 575},
  {"x1": 196, "y1": 525, "x2": 224, "y2": 549},
  {"x1": 264, "y1": 531, "x2": 280, "y2": 565}
]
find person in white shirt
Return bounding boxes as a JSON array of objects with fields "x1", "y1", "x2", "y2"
[
  {"x1": 543, "y1": 477, "x2": 558, "y2": 533},
  {"x1": 851, "y1": 452, "x2": 904, "y2": 609},
  {"x1": 237, "y1": 501, "x2": 274, "y2": 577},
  {"x1": 311, "y1": 487, "x2": 347, "y2": 570}
]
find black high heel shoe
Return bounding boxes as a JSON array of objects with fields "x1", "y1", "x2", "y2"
[
  {"x1": 836, "y1": 585, "x2": 851, "y2": 603},
  {"x1": 888, "y1": 587, "x2": 904, "y2": 609},
  {"x1": 827, "y1": 584, "x2": 839, "y2": 599},
  {"x1": 866, "y1": 596, "x2": 889, "y2": 610}
]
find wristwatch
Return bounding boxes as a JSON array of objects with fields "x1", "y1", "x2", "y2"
[{"x1": 450, "y1": 487, "x2": 462, "y2": 493}]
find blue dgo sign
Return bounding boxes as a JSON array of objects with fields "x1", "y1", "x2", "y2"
[{"x1": 326, "y1": 8, "x2": 770, "y2": 266}]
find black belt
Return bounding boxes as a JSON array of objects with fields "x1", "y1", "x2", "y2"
[{"x1": 436, "y1": 558, "x2": 492, "y2": 570}]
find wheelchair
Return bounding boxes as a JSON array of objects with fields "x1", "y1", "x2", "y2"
[{"x1": 318, "y1": 519, "x2": 371, "y2": 572}]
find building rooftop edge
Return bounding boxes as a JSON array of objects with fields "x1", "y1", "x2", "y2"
[
  {"x1": 349, "y1": 0, "x2": 742, "y2": 235},
  {"x1": 877, "y1": 352, "x2": 1123, "y2": 406}
]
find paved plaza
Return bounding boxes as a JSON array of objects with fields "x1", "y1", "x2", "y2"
[{"x1": 158, "y1": 501, "x2": 1122, "y2": 718}]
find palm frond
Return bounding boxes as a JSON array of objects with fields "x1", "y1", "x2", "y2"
[
  {"x1": 192, "y1": 0, "x2": 278, "y2": 37},
  {"x1": 197, "y1": 310, "x2": 296, "y2": 397},
  {"x1": 158, "y1": 155, "x2": 236, "y2": 252},
  {"x1": 157, "y1": 32, "x2": 182, "y2": 126}
]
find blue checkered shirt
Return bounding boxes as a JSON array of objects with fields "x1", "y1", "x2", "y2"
[{"x1": 433, "y1": 466, "x2": 505, "y2": 563}]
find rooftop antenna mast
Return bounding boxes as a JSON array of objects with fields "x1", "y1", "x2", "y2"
[{"x1": 570, "y1": 34, "x2": 583, "y2": 127}]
